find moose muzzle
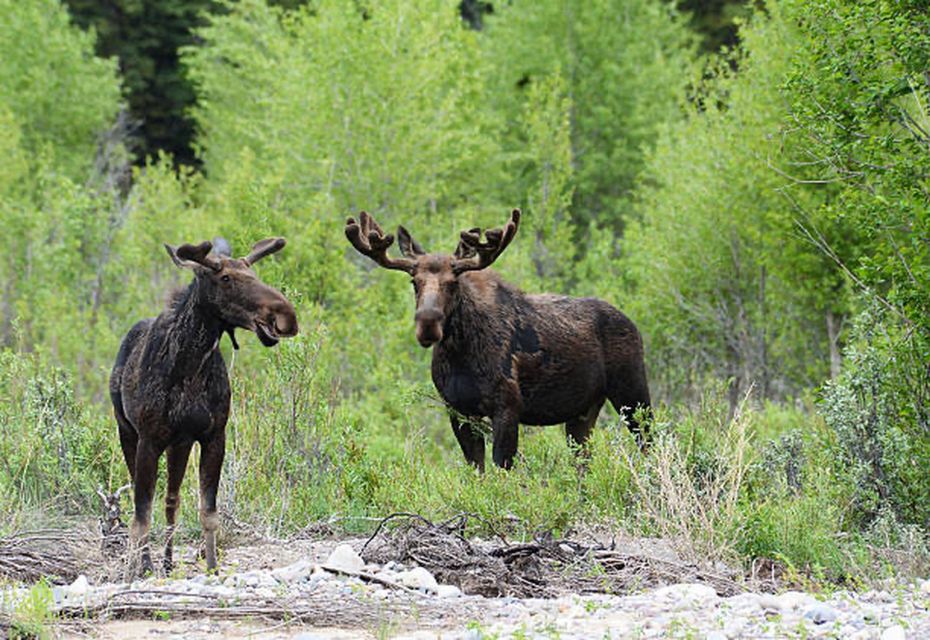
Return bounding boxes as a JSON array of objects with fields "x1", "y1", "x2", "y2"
[{"x1": 415, "y1": 307, "x2": 444, "y2": 347}]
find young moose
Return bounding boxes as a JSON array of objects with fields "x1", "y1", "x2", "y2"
[
  {"x1": 345, "y1": 210, "x2": 650, "y2": 470},
  {"x1": 110, "y1": 238, "x2": 298, "y2": 574}
]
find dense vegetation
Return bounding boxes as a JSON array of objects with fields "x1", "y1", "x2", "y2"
[{"x1": 1, "y1": 0, "x2": 929, "y2": 583}]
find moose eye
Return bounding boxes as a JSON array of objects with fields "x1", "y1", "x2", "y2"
[{"x1": 221, "y1": 274, "x2": 231, "y2": 283}]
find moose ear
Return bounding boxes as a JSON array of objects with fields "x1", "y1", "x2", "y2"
[
  {"x1": 397, "y1": 226, "x2": 425, "y2": 258},
  {"x1": 165, "y1": 241, "x2": 219, "y2": 270},
  {"x1": 212, "y1": 236, "x2": 232, "y2": 257}
]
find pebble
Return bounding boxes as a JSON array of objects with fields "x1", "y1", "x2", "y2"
[
  {"x1": 271, "y1": 559, "x2": 315, "y2": 584},
  {"x1": 3, "y1": 543, "x2": 929, "y2": 640},
  {"x1": 325, "y1": 543, "x2": 364, "y2": 573},
  {"x1": 804, "y1": 603, "x2": 839, "y2": 624},
  {"x1": 881, "y1": 625, "x2": 907, "y2": 640},
  {"x1": 436, "y1": 584, "x2": 463, "y2": 598},
  {"x1": 396, "y1": 566, "x2": 440, "y2": 593}
]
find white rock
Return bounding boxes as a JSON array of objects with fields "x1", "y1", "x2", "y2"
[
  {"x1": 705, "y1": 632, "x2": 727, "y2": 640},
  {"x1": 435, "y1": 584, "x2": 463, "y2": 598},
  {"x1": 653, "y1": 583, "x2": 718, "y2": 608},
  {"x1": 804, "y1": 603, "x2": 839, "y2": 625},
  {"x1": 881, "y1": 625, "x2": 906, "y2": 640},
  {"x1": 271, "y1": 560, "x2": 315, "y2": 583},
  {"x1": 68, "y1": 575, "x2": 90, "y2": 596},
  {"x1": 777, "y1": 591, "x2": 818, "y2": 612},
  {"x1": 724, "y1": 593, "x2": 761, "y2": 611},
  {"x1": 920, "y1": 580, "x2": 930, "y2": 595},
  {"x1": 396, "y1": 567, "x2": 439, "y2": 593},
  {"x1": 325, "y1": 544, "x2": 364, "y2": 573},
  {"x1": 307, "y1": 566, "x2": 330, "y2": 589}
]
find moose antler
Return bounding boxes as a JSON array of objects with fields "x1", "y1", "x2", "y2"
[
  {"x1": 165, "y1": 241, "x2": 222, "y2": 271},
  {"x1": 345, "y1": 211, "x2": 416, "y2": 273},
  {"x1": 452, "y1": 209, "x2": 521, "y2": 274},
  {"x1": 243, "y1": 237, "x2": 286, "y2": 266}
]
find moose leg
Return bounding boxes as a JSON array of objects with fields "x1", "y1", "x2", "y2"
[
  {"x1": 198, "y1": 434, "x2": 226, "y2": 572},
  {"x1": 450, "y1": 414, "x2": 486, "y2": 472},
  {"x1": 116, "y1": 412, "x2": 138, "y2": 481},
  {"x1": 128, "y1": 438, "x2": 161, "y2": 576},
  {"x1": 163, "y1": 439, "x2": 194, "y2": 573},
  {"x1": 607, "y1": 373, "x2": 652, "y2": 452},
  {"x1": 565, "y1": 400, "x2": 604, "y2": 450}
]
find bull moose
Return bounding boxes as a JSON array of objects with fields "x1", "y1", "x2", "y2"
[
  {"x1": 110, "y1": 238, "x2": 298, "y2": 574},
  {"x1": 345, "y1": 209, "x2": 651, "y2": 470}
]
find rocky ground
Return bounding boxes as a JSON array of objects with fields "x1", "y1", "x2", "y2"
[{"x1": 4, "y1": 535, "x2": 930, "y2": 639}]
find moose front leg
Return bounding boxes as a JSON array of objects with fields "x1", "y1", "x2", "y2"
[
  {"x1": 490, "y1": 382, "x2": 522, "y2": 470},
  {"x1": 164, "y1": 439, "x2": 194, "y2": 574},
  {"x1": 198, "y1": 434, "x2": 226, "y2": 572},
  {"x1": 491, "y1": 409, "x2": 520, "y2": 470},
  {"x1": 450, "y1": 413, "x2": 486, "y2": 472}
]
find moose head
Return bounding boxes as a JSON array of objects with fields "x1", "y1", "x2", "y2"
[
  {"x1": 345, "y1": 209, "x2": 520, "y2": 347},
  {"x1": 164, "y1": 237, "x2": 299, "y2": 346}
]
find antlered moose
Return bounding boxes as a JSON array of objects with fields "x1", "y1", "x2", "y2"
[
  {"x1": 110, "y1": 238, "x2": 298, "y2": 574},
  {"x1": 345, "y1": 209, "x2": 651, "y2": 470}
]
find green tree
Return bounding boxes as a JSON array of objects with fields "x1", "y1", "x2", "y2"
[
  {"x1": 481, "y1": 0, "x2": 695, "y2": 231},
  {"x1": 63, "y1": 0, "x2": 218, "y2": 167},
  {"x1": 620, "y1": 2, "x2": 855, "y2": 403}
]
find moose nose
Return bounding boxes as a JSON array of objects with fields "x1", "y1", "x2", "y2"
[
  {"x1": 414, "y1": 308, "x2": 443, "y2": 325},
  {"x1": 415, "y1": 308, "x2": 444, "y2": 347},
  {"x1": 271, "y1": 302, "x2": 299, "y2": 337}
]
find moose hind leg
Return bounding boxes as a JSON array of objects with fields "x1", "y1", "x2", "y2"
[
  {"x1": 128, "y1": 438, "x2": 161, "y2": 577},
  {"x1": 564, "y1": 400, "x2": 604, "y2": 451},
  {"x1": 163, "y1": 439, "x2": 194, "y2": 573},
  {"x1": 198, "y1": 434, "x2": 226, "y2": 572},
  {"x1": 451, "y1": 414, "x2": 486, "y2": 472},
  {"x1": 607, "y1": 375, "x2": 652, "y2": 451},
  {"x1": 116, "y1": 411, "x2": 138, "y2": 481}
]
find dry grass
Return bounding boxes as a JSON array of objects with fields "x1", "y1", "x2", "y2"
[{"x1": 622, "y1": 393, "x2": 753, "y2": 564}]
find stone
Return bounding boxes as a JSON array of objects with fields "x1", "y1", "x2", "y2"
[
  {"x1": 653, "y1": 583, "x2": 718, "y2": 609},
  {"x1": 307, "y1": 566, "x2": 330, "y2": 589},
  {"x1": 881, "y1": 625, "x2": 906, "y2": 640},
  {"x1": 325, "y1": 543, "x2": 364, "y2": 573},
  {"x1": 723, "y1": 593, "x2": 760, "y2": 611},
  {"x1": 68, "y1": 575, "x2": 90, "y2": 596},
  {"x1": 803, "y1": 603, "x2": 839, "y2": 625},
  {"x1": 920, "y1": 580, "x2": 930, "y2": 596},
  {"x1": 777, "y1": 591, "x2": 817, "y2": 612},
  {"x1": 705, "y1": 632, "x2": 727, "y2": 640},
  {"x1": 271, "y1": 559, "x2": 315, "y2": 584},
  {"x1": 435, "y1": 584, "x2": 463, "y2": 598},
  {"x1": 396, "y1": 567, "x2": 440, "y2": 593}
]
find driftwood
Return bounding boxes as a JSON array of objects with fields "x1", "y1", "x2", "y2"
[
  {"x1": 360, "y1": 513, "x2": 744, "y2": 598},
  {"x1": 0, "y1": 528, "x2": 102, "y2": 584},
  {"x1": 51, "y1": 585, "x2": 483, "y2": 629}
]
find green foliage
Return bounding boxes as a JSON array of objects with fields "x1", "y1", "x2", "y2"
[
  {"x1": 0, "y1": 0, "x2": 121, "y2": 179},
  {"x1": 621, "y1": 1, "x2": 856, "y2": 402},
  {"x1": 0, "y1": 351, "x2": 121, "y2": 531},
  {"x1": 4, "y1": 0, "x2": 930, "y2": 589},
  {"x1": 482, "y1": 0, "x2": 695, "y2": 230},
  {"x1": 9, "y1": 579, "x2": 56, "y2": 640},
  {"x1": 63, "y1": 0, "x2": 218, "y2": 166}
]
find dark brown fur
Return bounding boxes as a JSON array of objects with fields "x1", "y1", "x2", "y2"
[
  {"x1": 109, "y1": 238, "x2": 297, "y2": 575},
  {"x1": 346, "y1": 210, "x2": 650, "y2": 471}
]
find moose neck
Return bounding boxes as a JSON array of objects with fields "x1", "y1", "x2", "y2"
[
  {"x1": 165, "y1": 279, "x2": 226, "y2": 378},
  {"x1": 437, "y1": 272, "x2": 509, "y2": 357}
]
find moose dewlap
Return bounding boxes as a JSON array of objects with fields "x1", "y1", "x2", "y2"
[
  {"x1": 345, "y1": 209, "x2": 651, "y2": 471},
  {"x1": 110, "y1": 237, "x2": 298, "y2": 576}
]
